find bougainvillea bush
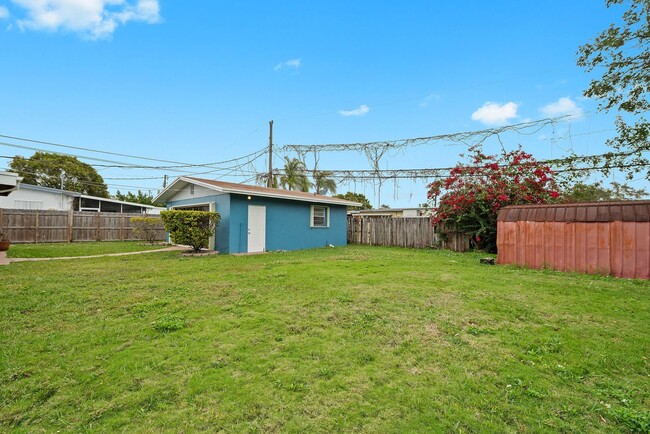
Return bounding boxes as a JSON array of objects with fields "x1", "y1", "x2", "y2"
[{"x1": 428, "y1": 145, "x2": 559, "y2": 252}]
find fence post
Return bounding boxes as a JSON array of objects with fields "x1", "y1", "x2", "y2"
[
  {"x1": 34, "y1": 209, "x2": 39, "y2": 243},
  {"x1": 96, "y1": 212, "x2": 101, "y2": 241},
  {"x1": 68, "y1": 209, "x2": 74, "y2": 242},
  {"x1": 121, "y1": 215, "x2": 125, "y2": 241}
]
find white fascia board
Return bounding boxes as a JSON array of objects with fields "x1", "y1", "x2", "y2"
[
  {"x1": 154, "y1": 177, "x2": 194, "y2": 203},
  {"x1": 160, "y1": 176, "x2": 362, "y2": 207}
]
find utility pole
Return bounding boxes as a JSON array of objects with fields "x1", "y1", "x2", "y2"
[
  {"x1": 163, "y1": 174, "x2": 168, "y2": 188},
  {"x1": 268, "y1": 120, "x2": 274, "y2": 188}
]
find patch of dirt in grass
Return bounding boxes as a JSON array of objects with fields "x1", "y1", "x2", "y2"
[{"x1": 424, "y1": 322, "x2": 441, "y2": 337}]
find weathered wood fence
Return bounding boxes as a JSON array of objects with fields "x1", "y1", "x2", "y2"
[
  {"x1": 0, "y1": 209, "x2": 165, "y2": 243},
  {"x1": 347, "y1": 216, "x2": 471, "y2": 252}
]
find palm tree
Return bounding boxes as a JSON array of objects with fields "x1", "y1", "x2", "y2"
[
  {"x1": 280, "y1": 158, "x2": 311, "y2": 191},
  {"x1": 255, "y1": 170, "x2": 280, "y2": 188},
  {"x1": 313, "y1": 170, "x2": 337, "y2": 195}
]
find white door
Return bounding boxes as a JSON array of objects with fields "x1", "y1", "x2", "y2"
[{"x1": 247, "y1": 205, "x2": 266, "y2": 253}]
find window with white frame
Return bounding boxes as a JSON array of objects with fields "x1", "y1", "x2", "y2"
[{"x1": 311, "y1": 205, "x2": 329, "y2": 228}]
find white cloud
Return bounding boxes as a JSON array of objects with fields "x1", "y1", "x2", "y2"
[
  {"x1": 471, "y1": 101, "x2": 518, "y2": 126},
  {"x1": 0, "y1": 6, "x2": 9, "y2": 19},
  {"x1": 339, "y1": 104, "x2": 370, "y2": 117},
  {"x1": 540, "y1": 97, "x2": 583, "y2": 119},
  {"x1": 419, "y1": 93, "x2": 440, "y2": 108},
  {"x1": 274, "y1": 58, "x2": 301, "y2": 71},
  {"x1": 10, "y1": 0, "x2": 160, "y2": 39}
]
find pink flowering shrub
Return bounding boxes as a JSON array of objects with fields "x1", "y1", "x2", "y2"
[{"x1": 428, "y1": 145, "x2": 559, "y2": 252}]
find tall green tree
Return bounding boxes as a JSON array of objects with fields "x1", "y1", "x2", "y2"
[
  {"x1": 563, "y1": 181, "x2": 647, "y2": 202},
  {"x1": 334, "y1": 192, "x2": 372, "y2": 210},
  {"x1": 280, "y1": 158, "x2": 310, "y2": 191},
  {"x1": 312, "y1": 170, "x2": 337, "y2": 195},
  {"x1": 577, "y1": 0, "x2": 650, "y2": 179},
  {"x1": 114, "y1": 190, "x2": 161, "y2": 206},
  {"x1": 9, "y1": 152, "x2": 109, "y2": 197}
]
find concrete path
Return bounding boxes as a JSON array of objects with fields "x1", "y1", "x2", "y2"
[{"x1": 0, "y1": 245, "x2": 187, "y2": 266}]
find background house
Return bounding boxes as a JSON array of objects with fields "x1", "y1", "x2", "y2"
[
  {"x1": 155, "y1": 177, "x2": 361, "y2": 254},
  {"x1": 352, "y1": 207, "x2": 431, "y2": 218},
  {"x1": 0, "y1": 171, "x2": 22, "y2": 197},
  {"x1": 0, "y1": 183, "x2": 163, "y2": 214}
]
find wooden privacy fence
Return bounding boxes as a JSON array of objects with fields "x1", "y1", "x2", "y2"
[
  {"x1": 347, "y1": 216, "x2": 471, "y2": 252},
  {"x1": 0, "y1": 208, "x2": 165, "y2": 243}
]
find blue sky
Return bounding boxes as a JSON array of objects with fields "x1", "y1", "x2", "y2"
[{"x1": 0, "y1": 0, "x2": 643, "y2": 206}]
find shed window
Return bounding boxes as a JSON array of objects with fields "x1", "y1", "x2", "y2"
[{"x1": 311, "y1": 205, "x2": 329, "y2": 228}]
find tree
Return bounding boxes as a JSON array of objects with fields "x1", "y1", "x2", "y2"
[
  {"x1": 334, "y1": 192, "x2": 372, "y2": 210},
  {"x1": 160, "y1": 210, "x2": 220, "y2": 252},
  {"x1": 563, "y1": 180, "x2": 647, "y2": 202},
  {"x1": 428, "y1": 145, "x2": 559, "y2": 253},
  {"x1": 312, "y1": 170, "x2": 337, "y2": 195},
  {"x1": 114, "y1": 190, "x2": 161, "y2": 206},
  {"x1": 280, "y1": 157, "x2": 311, "y2": 191},
  {"x1": 131, "y1": 217, "x2": 164, "y2": 244},
  {"x1": 577, "y1": 0, "x2": 650, "y2": 179},
  {"x1": 255, "y1": 170, "x2": 280, "y2": 189},
  {"x1": 10, "y1": 152, "x2": 109, "y2": 197}
]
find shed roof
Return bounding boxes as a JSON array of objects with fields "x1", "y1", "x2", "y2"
[
  {"x1": 498, "y1": 201, "x2": 650, "y2": 223},
  {"x1": 155, "y1": 177, "x2": 362, "y2": 207}
]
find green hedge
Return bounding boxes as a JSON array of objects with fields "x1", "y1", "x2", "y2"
[{"x1": 160, "y1": 210, "x2": 220, "y2": 252}]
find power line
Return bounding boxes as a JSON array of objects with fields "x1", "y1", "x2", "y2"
[
  {"x1": 0, "y1": 140, "x2": 269, "y2": 171},
  {"x1": 0, "y1": 132, "x2": 270, "y2": 169},
  {"x1": 279, "y1": 115, "x2": 575, "y2": 153}
]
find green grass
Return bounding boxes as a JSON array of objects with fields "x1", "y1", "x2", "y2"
[
  {"x1": 1, "y1": 245, "x2": 648, "y2": 432},
  {"x1": 6, "y1": 241, "x2": 168, "y2": 258}
]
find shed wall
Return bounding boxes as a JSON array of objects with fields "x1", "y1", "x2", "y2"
[
  {"x1": 165, "y1": 192, "x2": 348, "y2": 254},
  {"x1": 228, "y1": 194, "x2": 348, "y2": 254},
  {"x1": 497, "y1": 220, "x2": 650, "y2": 279}
]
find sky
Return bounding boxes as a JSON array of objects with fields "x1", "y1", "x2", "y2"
[{"x1": 0, "y1": 0, "x2": 645, "y2": 207}]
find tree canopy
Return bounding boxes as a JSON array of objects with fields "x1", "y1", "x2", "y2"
[
  {"x1": 114, "y1": 190, "x2": 161, "y2": 206},
  {"x1": 280, "y1": 158, "x2": 311, "y2": 191},
  {"x1": 577, "y1": 0, "x2": 650, "y2": 179},
  {"x1": 313, "y1": 170, "x2": 337, "y2": 195},
  {"x1": 9, "y1": 152, "x2": 109, "y2": 197},
  {"x1": 334, "y1": 192, "x2": 372, "y2": 210},
  {"x1": 562, "y1": 181, "x2": 647, "y2": 202}
]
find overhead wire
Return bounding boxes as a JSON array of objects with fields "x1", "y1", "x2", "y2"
[{"x1": 0, "y1": 132, "x2": 270, "y2": 168}]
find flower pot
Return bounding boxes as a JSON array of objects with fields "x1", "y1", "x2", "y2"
[{"x1": 0, "y1": 240, "x2": 10, "y2": 252}]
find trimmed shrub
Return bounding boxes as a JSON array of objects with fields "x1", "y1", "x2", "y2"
[
  {"x1": 160, "y1": 210, "x2": 220, "y2": 252},
  {"x1": 130, "y1": 217, "x2": 164, "y2": 244}
]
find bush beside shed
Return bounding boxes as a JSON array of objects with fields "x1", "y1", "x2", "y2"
[{"x1": 497, "y1": 201, "x2": 650, "y2": 279}]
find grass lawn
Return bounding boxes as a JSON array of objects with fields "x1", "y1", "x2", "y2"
[
  {"x1": 6, "y1": 241, "x2": 169, "y2": 258},
  {"x1": 1, "y1": 246, "x2": 648, "y2": 432}
]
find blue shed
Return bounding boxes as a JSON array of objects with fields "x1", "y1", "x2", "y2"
[{"x1": 154, "y1": 177, "x2": 361, "y2": 254}]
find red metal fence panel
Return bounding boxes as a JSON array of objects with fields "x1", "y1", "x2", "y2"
[{"x1": 497, "y1": 201, "x2": 650, "y2": 279}]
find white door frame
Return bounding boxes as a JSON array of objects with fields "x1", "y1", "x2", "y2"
[{"x1": 247, "y1": 205, "x2": 266, "y2": 253}]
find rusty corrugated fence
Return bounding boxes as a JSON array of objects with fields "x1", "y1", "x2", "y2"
[{"x1": 497, "y1": 201, "x2": 650, "y2": 279}]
